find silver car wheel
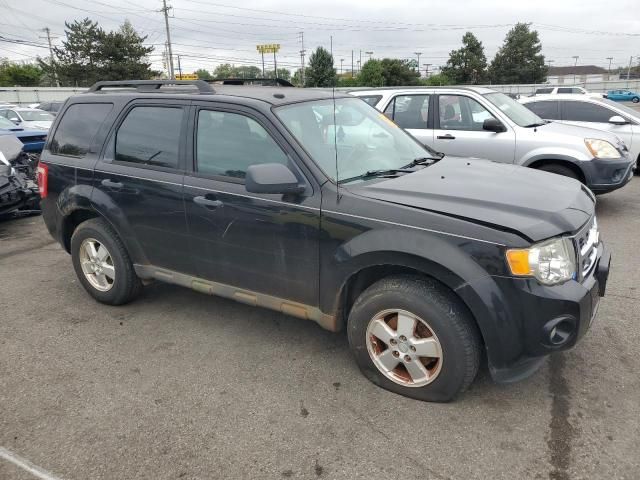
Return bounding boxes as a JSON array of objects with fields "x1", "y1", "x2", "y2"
[
  {"x1": 79, "y1": 238, "x2": 115, "y2": 292},
  {"x1": 366, "y1": 309, "x2": 443, "y2": 387}
]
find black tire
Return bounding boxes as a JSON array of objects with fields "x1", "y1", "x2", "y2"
[
  {"x1": 537, "y1": 163, "x2": 579, "y2": 181},
  {"x1": 347, "y1": 275, "x2": 482, "y2": 402},
  {"x1": 71, "y1": 217, "x2": 142, "y2": 305},
  {"x1": 632, "y1": 97, "x2": 639, "y2": 103}
]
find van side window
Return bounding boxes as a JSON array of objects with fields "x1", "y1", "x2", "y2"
[
  {"x1": 115, "y1": 106, "x2": 183, "y2": 169},
  {"x1": 49, "y1": 103, "x2": 113, "y2": 157},
  {"x1": 196, "y1": 110, "x2": 288, "y2": 179}
]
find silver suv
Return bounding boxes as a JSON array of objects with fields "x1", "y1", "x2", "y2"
[{"x1": 351, "y1": 87, "x2": 634, "y2": 194}]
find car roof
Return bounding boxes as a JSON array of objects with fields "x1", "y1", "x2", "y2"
[
  {"x1": 349, "y1": 86, "x2": 498, "y2": 95},
  {"x1": 80, "y1": 85, "x2": 351, "y2": 106}
]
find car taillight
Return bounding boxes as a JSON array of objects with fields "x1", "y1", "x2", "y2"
[{"x1": 36, "y1": 162, "x2": 48, "y2": 198}]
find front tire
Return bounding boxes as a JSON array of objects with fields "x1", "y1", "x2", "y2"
[
  {"x1": 537, "y1": 163, "x2": 579, "y2": 181},
  {"x1": 71, "y1": 218, "x2": 142, "y2": 305},
  {"x1": 347, "y1": 275, "x2": 482, "y2": 402}
]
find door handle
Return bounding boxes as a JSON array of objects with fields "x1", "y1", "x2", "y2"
[
  {"x1": 193, "y1": 195, "x2": 223, "y2": 209},
  {"x1": 101, "y1": 179, "x2": 124, "y2": 189},
  {"x1": 437, "y1": 134, "x2": 456, "y2": 140}
]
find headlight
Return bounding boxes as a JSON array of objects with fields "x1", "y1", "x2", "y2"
[
  {"x1": 506, "y1": 237, "x2": 576, "y2": 285},
  {"x1": 584, "y1": 138, "x2": 620, "y2": 159}
]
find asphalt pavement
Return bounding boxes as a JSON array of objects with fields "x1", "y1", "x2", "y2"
[{"x1": 1, "y1": 178, "x2": 639, "y2": 480}]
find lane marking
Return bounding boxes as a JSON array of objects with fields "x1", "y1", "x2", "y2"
[{"x1": 0, "y1": 447, "x2": 64, "y2": 480}]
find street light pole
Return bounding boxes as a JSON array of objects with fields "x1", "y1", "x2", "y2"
[
  {"x1": 414, "y1": 52, "x2": 422, "y2": 74},
  {"x1": 340, "y1": 59, "x2": 344, "y2": 74},
  {"x1": 572, "y1": 55, "x2": 579, "y2": 84},
  {"x1": 161, "y1": 0, "x2": 175, "y2": 79},
  {"x1": 423, "y1": 63, "x2": 432, "y2": 78},
  {"x1": 606, "y1": 57, "x2": 613, "y2": 78},
  {"x1": 365, "y1": 51, "x2": 373, "y2": 62}
]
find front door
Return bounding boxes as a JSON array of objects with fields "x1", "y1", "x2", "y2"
[
  {"x1": 432, "y1": 94, "x2": 516, "y2": 163},
  {"x1": 92, "y1": 102, "x2": 190, "y2": 273},
  {"x1": 182, "y1": 104, "x2": 321, "y2": 306}
]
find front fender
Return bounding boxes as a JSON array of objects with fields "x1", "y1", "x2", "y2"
[{"x1": 520, "y1": 148, "x2": 588, "y2": 167}]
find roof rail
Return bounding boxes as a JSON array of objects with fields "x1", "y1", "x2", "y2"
[
  {"x1": 208, "y1": 78, "x2": 294, "y2": 87},
  {"x1": 87, "y1": 80, "x2": 215, "y2": 94}
]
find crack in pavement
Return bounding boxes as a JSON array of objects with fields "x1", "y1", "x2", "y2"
[
  {"x1": 547, "y1": 354, "x2": 576, "y2": 480},
  {"x1": 0, "y1": 239, "x2": 57, "y2": 262}
]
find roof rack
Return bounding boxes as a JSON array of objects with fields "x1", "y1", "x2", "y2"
[
  {"x1": 87, "y1": 80, "x2": 215, "y2": 94},
  {"x1": 208, "y1": 78, "x2": 294, "y2": 87}
]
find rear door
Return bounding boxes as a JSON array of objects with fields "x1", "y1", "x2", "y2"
[
  {"x1": 182, "y1": 103, "x2": 321, "y2": 306},
  {"x1": 92, "y1": 100, "x2": 191, "y2": 273},
  {"x1": 382, "y1": 94, "x2": 434, "y2": 147},
  {"x1": 432, "y1": 94, "x2": 516, "y2": 163}
]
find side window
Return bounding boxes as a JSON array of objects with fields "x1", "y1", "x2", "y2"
[
  {"x1": 562, "y1": 102, "x2": 613, "y2": 123},
  {"x1": 49, "y1": 103, "x2": 113, "y2": 157},
  {"x1": 525, "y1": 101, "x2": 560, "y2": 120},
  {"x1": 115, "y1": 106, "x2": 183, "y2": 168},
  {"x1": 438, "y1": 95, "x2": 494, "y2": 131},
  {"x1": 196, "y1": 110, "x2": 288, "y2": 179},
  {"x1": 359, "y1": 95, "x2": 382, "y2": 107},
  {"x1": 384, "y1": 95, "x2": 429, "y2": 129},
  {"x1": 0, "y1": 110, "x2": 7, "y2": 118},
  {"x1": 557, "y1": 87, "x2": 572, "y2": 94},
  {"x1": 535, "y1": 88, "x2": 553, "y2": 94}
]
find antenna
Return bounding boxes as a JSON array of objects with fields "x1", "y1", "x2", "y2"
[{"x1": 331, "y1": 45, "x2": 340, "y2": 202}]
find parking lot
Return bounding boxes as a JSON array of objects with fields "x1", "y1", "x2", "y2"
[{"x1": 0, "y1": 175, "x2": 637, "y2": 480}]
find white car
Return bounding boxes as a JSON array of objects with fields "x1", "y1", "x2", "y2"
[
  {"x1": 0, "y1": 107, "x2": 54, "y2": 130},
  {"x1": 532, "y1": 86, "x2": 606, "y2": 99},
  {"x1": 520, "y1": 94, "x2": 640, "y2": 171}
]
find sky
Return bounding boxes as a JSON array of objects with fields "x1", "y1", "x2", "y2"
[{"x1": 1, "y1": 0, "x2": 639, "y2": 76}]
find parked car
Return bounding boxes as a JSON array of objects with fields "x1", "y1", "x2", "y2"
[
  {"x1": 606, "y1": 90, "x2": 640, "y2": 103},
  {"x1": 0, "y1": 134, "x2": 40, "y2": 216},
  {"x1": 350, "y1": 87, "x2": 634, "y2": 193},
  {"x1": 532, "y1": 86, "x2": 606, "y2": 99},
  {"x1": 520, "y1": 95, "x2": 640, "y2": 173},
  {"x1": 36, "y1": 101, "x2": 66, "y2": 116},
  {"x1": 0, "y1": 107, "x2": 54, "y2": 130},
  {"x1": 39, "y1": 80, "x2": 610, "y2": 402},
  {"x1": 0, "y1": 116, "x2": 47, "y2": 152}
]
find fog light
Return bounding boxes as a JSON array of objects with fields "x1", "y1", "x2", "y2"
[{"x1": 542, "y1": 316, "x2": 576, "y2": 347}]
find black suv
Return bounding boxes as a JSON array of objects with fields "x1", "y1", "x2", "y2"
[{"x1": 39, "y1": 80, "x2": 610, "y2": 402}]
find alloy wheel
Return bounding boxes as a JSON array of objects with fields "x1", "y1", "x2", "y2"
[{"x1": 79, "y1": 238, "x2": 115, "y2": 292}]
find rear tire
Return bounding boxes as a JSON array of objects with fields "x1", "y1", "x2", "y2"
[
  {"x1": 537, "y1": 163, "x2": 579, "y2": 181},
  {"x1": 632, "y1": 97, "x2": 639, "y2": 103},
  {"x1": 347, "y1": 275, "x2": 482, "y2": 402},
  {"x1": 71, "y1": 218, "x2": 142, "y2": 305}
]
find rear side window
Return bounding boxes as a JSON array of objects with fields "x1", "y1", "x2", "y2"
[
  {"x1": 562, "y1": 101, "x2": 613, "y2": 123},
  {"x1": 558, "y1": 87, "x2": 583, "y2": 94},
  {"x1": 49, "y1": 103, "x2": 113, "y2": 157},
  {"x1": 115, "y1": 106, "x2": 183, "y2": 169},
  {"x1": 196, "y1": 110, "x2": 288, "y2": 179},
  {"x1": 535, "y1": 88, "x2": 553, "y2": 94},
  {"x1": 525, "y1": 101, "x2": 560, "y2": 120},
  {"x1": 384, "y1": 95, "x2": 429, "y2": 129},
  {"x1": 358, "y1": 95, "x2": 382, "y2": 107}
]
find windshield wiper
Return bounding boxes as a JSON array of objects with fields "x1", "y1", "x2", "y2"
[
  {"x1": 338, "y1": 168, "x2": 409, "y2": 184},
  {"x1": 402, "y1": 155, "x2": 443, "y2": 169},
  {"x1": 523, "y1": 121, "x2": 548, "y2": 128}
]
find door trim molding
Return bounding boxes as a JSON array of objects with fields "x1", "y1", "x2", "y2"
[{"x1": 134, "y1": 264, "x2": 339, "y2": 331}]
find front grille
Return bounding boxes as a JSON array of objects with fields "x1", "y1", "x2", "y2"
[{"x1": 574, "y1": 216, "x2": 599, "y2": 281}]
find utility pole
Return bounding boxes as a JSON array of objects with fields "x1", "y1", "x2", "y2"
[
  {"x1": 351, "y1": 50, "x2": 354, "y2": 78},
  {"x1": 424, "y1": 63, "x2": 432, "y2": 78},
  {"x1": 414, "y1": 52, "x2": 422, "y2": 74},
  {"x1": 359, "y1": 50, "x2": 362, "y2": 73},
  {"x1": 572, "y1": 55, "x2": 579, "y2": 84},
  {"x1": 40, "y1": 27, "x2": 59, "y2": 87},
  {"x1": 365, "y1": 51, "x2": 373, "y2": 62},
  {"x1": 273, "y1": 50, "x2": 277, "y2": 78},
  {"x1": 161, "y1": 0, "x2": 175, "y2": 79},
  {"x1": 299, "y1": 32, "x2": 305, "y2": 86},
  {"x1": 625, "y1": 55, "x2": 634, "y2": 86},
  {"x1": 177, "y1": 54, "x2": 182, "y2": 78},
  {"x1": 340, "y1": 58, "x2": 344, "y2": 74},
  {"x1": 606, "y1": 57, "x2": 613, "y2": 78},
  {"x1": 261, "y1": 51, "x2": 265, "y2": 77}
]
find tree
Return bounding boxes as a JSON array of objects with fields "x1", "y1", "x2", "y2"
[
  {"x1": 489, "y1": 23, "x2": 547, "y2": 84},
  {"x1": 41, "y1": 18, "x2": 155, "y2": 86},
  {"x1": 0, "y1": 61, "x2": 43, "y2": 86},
  {"x1": 380, "y1": 59, "x2": 420, "y2": 86},
  {"x1": 305, "y1": 47, "x2": 336, "y2": 87},
  {"x1": 213, "y1": 63, "x2": 235, "y2": 78},
  {"x1": 441, "y1": 32, "x2": 488, "y2": 84},
  {"x1": 422, "y1": 73, "x2": 450, "y2": 86},
  {"x1": 358, "y1": 59, "x2": 384, "y2": 87},
  {"x1": 195, "y1": 68, "x2": 212, "y2": 80}
]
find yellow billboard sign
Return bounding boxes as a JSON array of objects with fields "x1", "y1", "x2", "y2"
[
  {"x1": 175, "y1": 73, "x2": 199, "y2": 80},
  {"x1": 256, "y1": 44, "x2": 280, "y2": 54}
]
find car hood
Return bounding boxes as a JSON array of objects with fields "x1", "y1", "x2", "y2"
[
  {"x1": 349, "y1": 158, "x2": 594, "y2": 242},
  {"x1": 22, "y1": 121, "x2": 51, "y2": 130},
  {"x1": 11, "y1": 128, "x2": 47, "y2": 138},
  {"x1": 535, "y1": 121, "x2": 621, "y2": 143}
]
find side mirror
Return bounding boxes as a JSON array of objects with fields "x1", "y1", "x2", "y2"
[
  {"x1": 0, "y1": 164, "x2": 12, "y2": 177},
  {"x1": 9, "y1": 117, "x2": 20, "y2": 123},
  {"x1": 245, "y1": 163, "x2": 305, "y2": 195},
  {"x1": 482, "y1": 117, "x2": 506, "y2": 133},
  {"x1": 608, "y1": 115, "x2": 627, "y2": 125}
]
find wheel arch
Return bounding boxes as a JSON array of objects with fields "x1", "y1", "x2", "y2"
[{"x1": 526, "y1": 158, "x2": 586, "y2": 183}]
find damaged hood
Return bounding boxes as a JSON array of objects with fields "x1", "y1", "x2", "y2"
[{"x1": 349, "y1": 158, "x2": 594, "y2": 242}]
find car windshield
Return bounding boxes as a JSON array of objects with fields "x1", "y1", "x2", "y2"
[
  {"x1": 484, "y1": 92, "x2": 544, "y2": 127},
  {"x1": 19, "y1": 110, "x2": 54, "y2": 121},
  {"x1": 0, "y1": 117, "x2": 19, "y2": 129},
  {"x1": 275, "y1": 97, "x2": 434, "y2": 182}
]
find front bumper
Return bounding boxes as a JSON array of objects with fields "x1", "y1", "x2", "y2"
[
  {"x1": 487, "y1": 243, "x2": 610, "y2": 383},
  {"x1": 583, "y1": 156, "x2": 634, "y2": 193}
]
